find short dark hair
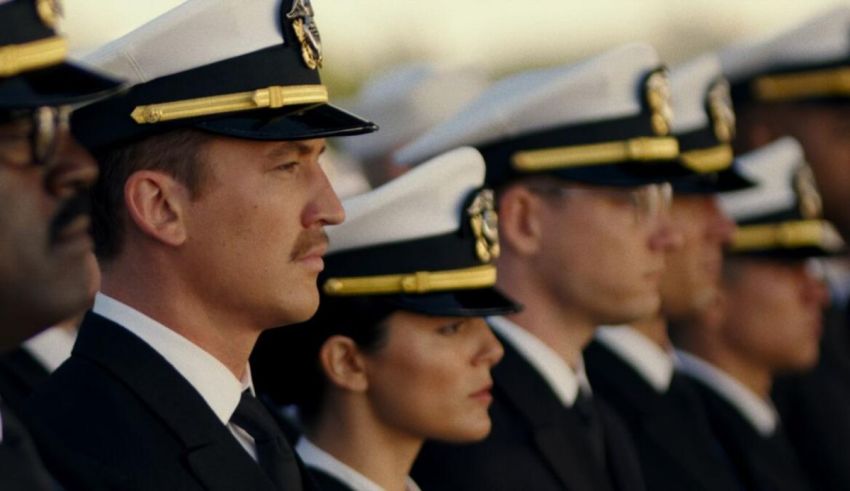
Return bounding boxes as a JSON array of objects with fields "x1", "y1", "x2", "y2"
[
  {"x1": 90, "y1": 129, "x2": 212, "y2": 261},
  {"x1": 251, "y1": 296, "x2": 394, "y2": 427}
]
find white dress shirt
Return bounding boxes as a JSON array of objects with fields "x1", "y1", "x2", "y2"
[
  {"x1": 489, "y1": 316, "x2": 591, "y2": 407},
  {"x1": 93, "y1": 293, "x2": 258, "y2": 459},
  {"x1": 296, "y1": 438, "x2": 421, "y2": 491},
  {"x1": 595, "y1": 324, "x2": 675, "y2": 393},
  {"x1": 23, "y1": 325, "x2": 78, "y2": 373},
  {"x1": 676, "y1": 349, "x2": 779, "y2": 436}
]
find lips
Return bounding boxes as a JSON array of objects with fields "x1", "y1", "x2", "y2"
[{"x1": 470, "y1": 383, "x2": 494, "y2": 403}]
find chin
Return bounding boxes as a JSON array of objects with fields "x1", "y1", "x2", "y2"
[
  {"x1": 271, "y1": 293, "x2": 320, "y2": 327},
  {"x1": 435, "y1": 419, "x2": 492, "y2": 443},
  {"x1": 602, "y1": 295, "x2": 660, "y2": 325}
]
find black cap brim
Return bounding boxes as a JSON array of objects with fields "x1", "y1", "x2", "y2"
[
  {"x1": 196, "y1": 103, "x2": 378, "y2": 141},
  {"x1": 0, "y1": 61, "x2": 120, "y2": 109},
  {"x1": 728, "y1": 245, "x2": 847, "y2": 260},
  {"x1": 671, "y1": 164, "x2": 755, "y2": 194},
  {"x1": 383, "y1": 287, "x2": 522, "y2": 318}
]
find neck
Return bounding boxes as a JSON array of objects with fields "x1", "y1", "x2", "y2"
[
  {"x1": 497, "y1": 265, "x2": 596, "y2": 368},
  {"x1": 101, "y1": 255, "x2": 257, "y2": 379},
  {"x1": 631, "y1": 314, "x2": 670, "y2": 350},
  {"x1": 709, "y1": 349, "x2": 773, "y2": 398},
  {"x1": 310, "y1": 396, "x2": 420, "y2": 491},
  {"x1": 682, "y1": 336, "x2": 774, "y2": 399}
]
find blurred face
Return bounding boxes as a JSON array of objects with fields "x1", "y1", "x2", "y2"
[
  {"x1": 183, "y1": 137, "x2": 344, "y2": 329},
  {"x1": 530, "y1": 181, "x2": 677, "y2": 325},
  {"x1": 363, "y1": 313, "x2": 504, "y2": 442},
  {"x1": 721, "y1": 259, "x2": 829, "y2": 372},
  {"x1": 756, "y1": 105, "x2": 850, "y2": 240},
  {"x1": 0, "y1": 107, "x2": 99, "y2": 349},
  {"x1": 660, "y1": 195, "x2": 736, "y2": 321}
]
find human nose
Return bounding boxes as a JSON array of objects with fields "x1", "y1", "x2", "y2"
[
  {"x1": 472, "y1": 319, "x2": 504, "y2": 368},
  {"x1": 801, "y1": 263, "x2": 831, "y2": 308},
  {"x1": 705, "y1": 197, "x2": 736, "y2": 245},
  {"x1": 304, "y1": 164, "x2": 345, "y2": 227},
  {"x1": 649, "y1": 210, "x2": 684, "y2": 252},
  {"x1": 43, "y1": 129, "x2": 98, "y2": 199}
]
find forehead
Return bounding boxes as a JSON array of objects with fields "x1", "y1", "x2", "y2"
[{"x1": 207, "y1": 136, "x2": 326, "y2": 158}]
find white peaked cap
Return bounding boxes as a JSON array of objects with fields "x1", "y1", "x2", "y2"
[
  {"x1": 670, "y1": 54, "x2": 724, "y2": 134},
  {"x1": 82, "y1": 0, "x2": 286, "y2": 83},
  {"x1": 328, "y1": 146, "x2": 485, "y2": 254},
  {"x1": 395, "y1": 43, "x2": 663, "y2": 166},
  {"x1": 720, "y1": 137, "x2": 804, "y2": 221},
  {"x1": 337, "y1": 63, "x2": 490, "y2": 161},
  {"x1": 720, "y1": 7, "x2": 850, "y2": 84}
]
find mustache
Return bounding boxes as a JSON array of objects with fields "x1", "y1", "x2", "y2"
[
  {"x1": 48, "y1": 191, "x2": 91, "y2": 245},
  {"x1": 290, "y1": 228, "x2": 329, "y2": 261}
]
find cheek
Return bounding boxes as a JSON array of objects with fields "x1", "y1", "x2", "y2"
[{"x1": 367, "y1": 344, "x2": 489, "y2": 440}]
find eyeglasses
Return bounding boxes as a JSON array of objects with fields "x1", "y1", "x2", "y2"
[
  {"x1": 529, "y1": 181, "x2": 673, "y2": 225},
  {"x1": 0, "y1": 105, "x2": 71, "y2": 171}
]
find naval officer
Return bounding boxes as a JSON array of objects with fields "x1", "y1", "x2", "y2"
[
  {"x1": 25, "y1": 0, "x2": 376, "y2": 489},
  {"x1": 0, "y1": 0, "x2": 117, "y2": 488},
  {"x1": 397, "y1": 43, "x2": 689, "y2": 491},
  {"x1": 584, "y1": 53, "x2": 750, "y2": 491}
]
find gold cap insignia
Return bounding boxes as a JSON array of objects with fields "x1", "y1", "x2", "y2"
[
  {"x1": 645, "y1": 70, "x2": 673, "y2": 136},
  {"x1": 467, "y1": 189, "x2": 500, "y2": 263},
  {"x1": 708, "y1": 79, "x2": 736, "y2": 143},
  {"x1": 793, "y1": 165, "x2": 823, "y2": 219},
  {"x1": 286, "y1": 0, "x2": 323, "y2": 70},
  {"x1": 35, "y1": 0, "x2": 62, "y2": 29}
]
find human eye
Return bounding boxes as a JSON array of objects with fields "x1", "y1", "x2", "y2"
[
  {"x1": 274, "y1": 160, "x2": 300, "y2": 173},
  {"x1": 437, "y1": 320, "x2": 464, "y2": 336}
]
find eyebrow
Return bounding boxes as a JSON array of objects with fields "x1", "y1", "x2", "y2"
[{"x1": 265, "y1": 141, "x2": 327, "y2": 160}]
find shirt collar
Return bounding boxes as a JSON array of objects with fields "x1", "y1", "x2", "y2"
[
  {"x1": 296, "y1": 438, "x2": 421, "y2": 491},
  {"x1": 93, "y1": 292, "x2": 252, "y2": 425},
  {"x1": 595, "y1": 324, "x2": 674, "y2": 393},
  {"x1": 488, "y1": 316, "x2": 591, "y2": 407},
  {"x1": 675, "y1": 349, "x2": 778, "y2": 436},
  {"x1": 23, "y1": 325, "x2": 78, "y2": 373}
]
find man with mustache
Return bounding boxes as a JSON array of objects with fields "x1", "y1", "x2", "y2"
[
  {"x1": 0, "y1": 0, "x2": 118, "y2": 489},
  {"x1": 24, "y1": 1, "x2": 375, "y2": 490}
]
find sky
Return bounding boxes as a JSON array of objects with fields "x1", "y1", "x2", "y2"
[{"x1": 63, "y1": 0, "x2": 849, "y2": 94}]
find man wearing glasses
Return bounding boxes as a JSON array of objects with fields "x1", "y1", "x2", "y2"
[
  {"x1": 584, "y1": 55, "x2": 751, "y2": 491},
  {"x1": 0, "y1": 0, "x2": 118, "y2": 488},
  {"x1": 396, "y1": 43, "x2": 687, "y2": 491}
]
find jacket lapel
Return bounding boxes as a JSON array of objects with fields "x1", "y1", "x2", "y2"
[
  {"x1": 74, "y1": 313, "x2": 278, "y2": 491},
  {"x1": 586, "y1": 341, "x2": 731, "y2": 491},
  {"x1": 494, "y1": 337, "x2": 613, "y2": 491}
]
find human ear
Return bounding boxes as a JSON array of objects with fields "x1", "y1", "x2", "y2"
[
  {"x1": 123, "y1": 170, "x2": 189, "y2": 247},
  {"x1": 497, "y1": 185, "x2": 544, "y2": 256},
  {"x1": 318, "y1": 335, "x2": 369, "y2": 392}
]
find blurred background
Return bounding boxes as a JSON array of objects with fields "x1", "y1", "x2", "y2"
[{"x1": 64, "y1": 0, "x2": 849, "y2": 97}]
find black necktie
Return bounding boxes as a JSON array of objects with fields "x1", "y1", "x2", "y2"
[
  {"x1": 230, "y1": 391, "x2": 303, "y2": 491},
  {"x1": 573, "y1": 389, "x2": 607, "y2": 471}
]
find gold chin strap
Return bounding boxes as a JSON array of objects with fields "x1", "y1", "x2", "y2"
[
  {"x1": 730, "y1": 219, "x2": 845, "y2": 253},
  {"x1": 0, "y1": 36, "x2": 68, "y2": 78},
  {"x1": 322, "y1": 264, "x2": 497, "y2": 296},
  {"x1": 680, "y1": 144, "x2": 734, "y2": 173},
  {"x1": 130, "y1": 84, "x2": 329, "y2": 124},
  {"x1": 511, "y1": 136, "x2": 679, "y2": 172},
  {"x1": 753, "y1": 66, "x2": 850, "y2": 102}
]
